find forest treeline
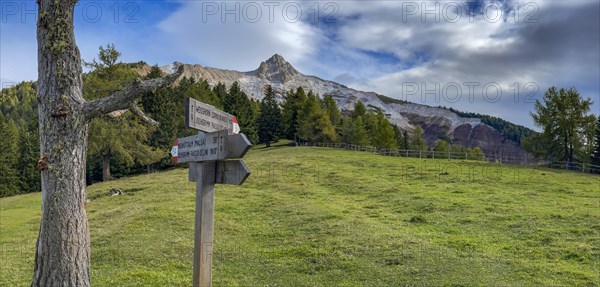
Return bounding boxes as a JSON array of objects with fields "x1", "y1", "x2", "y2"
[{"x1": 1, "y1": 46, "x2": 599, "y2": 196}]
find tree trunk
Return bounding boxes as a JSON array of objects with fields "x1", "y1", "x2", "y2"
[
  {"x1": 32, "y1": 2, "x2": 181, "y2": 285},
  {"x1": 102, "y1": 154, "x2": 112, "y2": 181},
  {"x1": 33, "y1": 1, "x2": 91, "y2": 286}
]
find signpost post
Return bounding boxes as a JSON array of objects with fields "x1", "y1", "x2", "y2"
[{"x1": 174, "y1": 98, "x2": 251, "y2": 287}]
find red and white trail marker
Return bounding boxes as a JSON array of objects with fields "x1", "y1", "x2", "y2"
[
  {"x1": 171, "y1": 139, "x2": 179, "y2": 164},
  {"x1": 232, "y1": 116, "x2": 240, "y2": 134}
]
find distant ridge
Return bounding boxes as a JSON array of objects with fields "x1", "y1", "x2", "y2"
[{"x1": 141, "y1": 55, "x2": 533, "y2": 158}]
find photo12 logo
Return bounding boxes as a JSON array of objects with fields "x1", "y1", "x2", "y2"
[
  {"x1": 200, "y1": 1, "x2": 338, "y2": 24},
  {"x1": 1, "y1": 1, "x2": 139, "y2": 23},
  {"x1": 400, "y1": 81, "x2": 540, "y2": 104},
  {"x1": 400, "y1": 1, "x2": 539, "y2": 23}
]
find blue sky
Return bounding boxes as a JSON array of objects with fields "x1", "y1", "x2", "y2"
[{"x1": 1, "y1": 0, "x2": 599, "y2": 128}]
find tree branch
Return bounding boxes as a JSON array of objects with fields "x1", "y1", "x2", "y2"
[
  {"x1": 83, "y1": 66, "x2": 183, "y2": 120},
  {"x1": 130, "y1": 101, "x2": 159, "y2": 126},
  {"x1": 103, "y1": 102, "x2": 158, "y2": 126}
]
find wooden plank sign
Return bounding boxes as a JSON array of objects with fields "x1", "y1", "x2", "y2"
[
  {"x1": 189, "y1": 160, "x2": 251, "y2": 185},
  {"x1": 171, "y1": 131, "x2": 251, "y2": 164},
  {"x1": 186, "y1": 97, "x2": 240, "y2": 134}
]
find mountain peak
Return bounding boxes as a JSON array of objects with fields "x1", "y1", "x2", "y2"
[
  {"x1": 266, "y1": 53, "x2": 286, "y2": 63},
  {"x1": 255, "y1": 54, "x2": 299, "y2": 83}
]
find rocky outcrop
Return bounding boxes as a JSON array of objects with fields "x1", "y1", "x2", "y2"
[{"x1": 251, "y1": 54, "x2": 300, "y2": 83}]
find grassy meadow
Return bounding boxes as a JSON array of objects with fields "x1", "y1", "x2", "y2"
[{"x1": 1, "y1": 143, "x2": 599, "y2": 286}]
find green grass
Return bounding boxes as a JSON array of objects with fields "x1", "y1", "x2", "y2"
[{"x1": 1, "y1": 143, "x2": 599, "y2": 286}]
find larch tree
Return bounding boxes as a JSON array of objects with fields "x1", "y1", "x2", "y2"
[
  {"x1": 349, "y1": 116, "x2": 371, "y2": 146},
  {"x1": 530, "y1": 87, "x2": 595, "y2": 165},
  {"x1": 434, "y1": 140, "x2": 450, "y2": 155},
  {"x1": 411, "y1": 125, "x2": 428, "y2": 151},
  {"x1": 373, "y1": 110, "x2": 398, "y2": 149},
  {"x1": 296, "y1": 92, "x2": 338, "y2": 142},
  {"x1": 351, "y1": 101, "x2": 367, "y2": 119},
  {"x1": 84, "y1": 44, "x2": 163, "y2": 181},
  {"x1": 31, "y1": 1, "x2": 181, "y2": 285},
  {"x1": 322, "y1": 94, "x2": 342, "y2": 126}
]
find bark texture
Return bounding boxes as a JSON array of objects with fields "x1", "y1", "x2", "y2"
[
  {"x1": 33, "y1": 1, "x2": 181, "y2": 285},
  {"x1": 33, "y1": 1, "x2": 90, "y2": 286}
]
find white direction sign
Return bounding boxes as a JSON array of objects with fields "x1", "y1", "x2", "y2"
[
  {"x1": 171, "y1": 131, "x2": 251, "y2": 164},
  {"x1": 186, "y1": 98, "x2": 239, "y2": 135}
]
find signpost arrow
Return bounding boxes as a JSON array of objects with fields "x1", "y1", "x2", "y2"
[
  {"x1": 225, "y1": 133, "x2": 251, "y2": 159},
  {"x1": 216, "y1": 160, "x2": 250, "y2": 185},
  {"x1": 186, "y1": 160, "x2": 251, "y2": 185}
]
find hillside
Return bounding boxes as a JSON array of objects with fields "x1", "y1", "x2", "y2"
[
  {"x1": 1, "y1": 145, "x2": 599, "y2": 286},
  {"x1": 150, "y1": 54, "x2": 534, "y2": 159}
]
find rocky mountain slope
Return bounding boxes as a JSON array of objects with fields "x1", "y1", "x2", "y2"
[{"x1": 153, "y1": 55, "x2": 531, "y2": 161}]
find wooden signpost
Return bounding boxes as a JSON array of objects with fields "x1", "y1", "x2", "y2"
[{"x1": 174, "y1": 98, "x2": 251, "y2": 287}]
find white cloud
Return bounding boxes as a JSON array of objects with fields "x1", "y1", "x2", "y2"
[
  {"x1": 325, "y1": 0, "x2": 599, "y2": 127},
  {"x1": 157, "y1": 1, "x2": 324, "y2": 72},
  {"x1": 1, "y1": 0, "x2": 596, "y2": 128}
]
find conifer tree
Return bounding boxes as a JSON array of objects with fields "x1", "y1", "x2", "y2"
[
  {"x1": 349, "y1": 116, "x2": 371, "y2": 146},
  {"x1": 592, "y1": 116, "x2": 600, "y2": 166},
  {"x1": 393, "y1": 125, "x2": 403, "y2": 148},
  {"x1": 297, "y1": 92, "x2": 337, "y2": 142},
  {"x1": 258, "y1": 85, "x2": 283, "y2": 147},
  {"x1": 322, "y1": 94, "x2": 342, "y2": 126},
  {"x1": 471, "y1": 147, "x2": 485, "y2": 161},
  {"x1": 530, "y1": 87, "x2": 595, "y2": 165},
  {"x1": 213, "y1": 82, "x2": 228, "y2": 106},
  {"x1": 142, "y1": 86, "x2": 179, "y2": 151},
  {"x1": 352, "y1": 101, "x2": 367, "y2": 119},
  {"x1": 0, "y1": 81, "x2": 41, "y2": 193},
  {"x1": 146, "y1": 64, "x2": 163, "y2": 79},
  {"x1": 17, "y1": 130, "x2": 41, "y2": 193},
  {"x1": 466, "y1": 147, "x2": 474, "y2": 159},
  {"x1": 434, "y1": 140, "x2": 449, "y2": 155},
  {"x1": 363, "y1": 110, "x2": 378, "y2": 141},
  {"x1": 340, "y1": 116, "x2": 353, "y2": 144},
  {"x1": 411, "y1": 125, "x2": 428, "y2": 151},
  {"x1": 281, "y1": 87, "x2": 307, "y2": 139},
  {"x1": 373, "y1": 110, "x2": 398, "y2": 149},
  {"x1": 224, "y1": 82, "x2": 259, "y2": 143},
  {"x1": 450, "y1": 144, "x2": 464, "y2": 154},
  {"x1": 84, "y1": 44, "x2": 164, "y2": 181},
  {"x1": 0, "y1": 113, "x2": 19, "y2": 197},
  {"x1": 401, "y1": 130, "x2": 410, "y2": 150}
]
